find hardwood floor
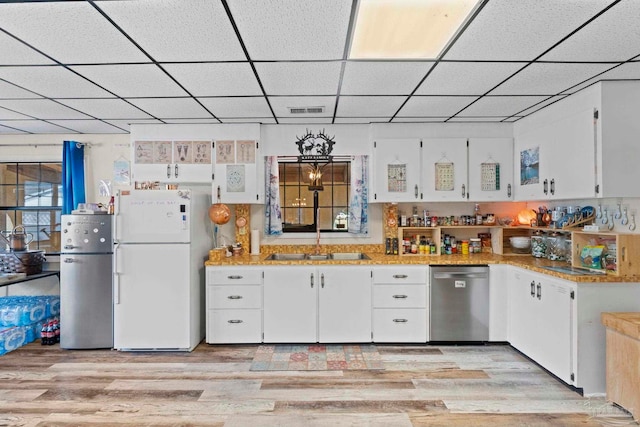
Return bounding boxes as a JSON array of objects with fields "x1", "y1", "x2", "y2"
[{"x1": 0, "y1": 342, "x2": 637, "y2": 426}]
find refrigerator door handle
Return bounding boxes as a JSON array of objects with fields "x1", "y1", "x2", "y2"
[{"x1": 113, "y1": 273, "x2": 120, "y2": 305}]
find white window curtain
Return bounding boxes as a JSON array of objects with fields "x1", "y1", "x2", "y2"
[
  {"x1": 264, "y1": 156, "x2": 283, "y2": 235},
  {"x1": 348, "y1": 155, "x2": 368, "y2": 234}
]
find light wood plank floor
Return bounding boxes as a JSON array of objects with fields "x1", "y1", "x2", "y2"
[{"x1": 0, "y1": 342, "x2": 637, "y2": 426}]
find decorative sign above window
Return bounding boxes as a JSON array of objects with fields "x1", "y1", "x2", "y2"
[{"x1": 294, "y1": 129, "x2": 336, "y2": 162}]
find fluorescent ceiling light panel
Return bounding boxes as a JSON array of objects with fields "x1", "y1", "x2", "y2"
[{"x1": 350, "y1": 0, "x2": 478, "y2": 59}]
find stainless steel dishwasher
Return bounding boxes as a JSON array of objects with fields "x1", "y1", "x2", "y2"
[{"x1": 430, "y1": 265, "x2": 490, "y2": 342}]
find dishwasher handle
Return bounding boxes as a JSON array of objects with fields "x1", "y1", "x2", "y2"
[{"x1": 432, "y1": 272, "x2": 488, "y2": 280}]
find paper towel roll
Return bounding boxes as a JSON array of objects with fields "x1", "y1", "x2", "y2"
[{"x1": 250, "y1": 229, "x2": 260, "y2": 255}]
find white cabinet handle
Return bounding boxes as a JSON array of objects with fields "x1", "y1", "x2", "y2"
[
  {"x1": 310, "y1": 273, "x2": 314, "y2": 288},
  {"x1": 227, "y1": 275, "x2": 243, "y2": 279},
  {"x1": 414, "y1": 184, "x2": 419, "y2": 199},
  {"x1": 461, "y1": 184, "x2": 466, "y2": 198},
  {"x1": 393, "y1": 319, "x2": 408, "y2": 323},
  {"x1": 393, "y1": 274, "x2": 408, "y2": 279},
  {"x1": 227, "y1": 319, "x2": 243, "y2": 324},
  {"x1": 321, "y1": 273, "x2": 325, "y2": 288},
  {"x1": 536, "y1": 283, "x2": 542, "y2": 300},
  {"x1": 392, "y1": 295, "x2": 408, "y2": 299},
  {"x1": 227, "y1": 295, "x2": 243, "y2": 300},
  {"x1": 530, "y1": 281, "x2": 535, "y2": 297},
  {"x1": 166, "y1": 164, "x2": 171, "y2": 179}
]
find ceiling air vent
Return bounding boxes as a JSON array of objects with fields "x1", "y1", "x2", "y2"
[{"x1": 289, "y1": 106, "x2": 325, "y2": 114}]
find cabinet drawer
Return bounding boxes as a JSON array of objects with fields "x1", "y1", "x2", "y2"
[
  {"x1": 373, "y1": 284, "x2": 427, "y2": 308},
  {"x1": 209, "y1": 269, "x2": 262, "y2": 285},
  {"x1": 208, "y1": 285, "x2": 262, "y2": 309},
  {"x1": 373, "y1": 267, "x2": 427, "y2": 284},
  {"x1": 207, "y1": 309, "x2": 262, "y2": 343},
  {"x1": 373, "y1": 308, "x2": 427, "y2": 343}
]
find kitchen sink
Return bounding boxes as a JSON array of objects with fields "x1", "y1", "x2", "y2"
[
  {"x1": 306, "y1": 254, "x2": 331, "y2": 260},
  {"x1": 330, "y1": 252, "x2": 371, "y2": 260},
  {"x1": 264, "y1": 253, "x2": 306, "y2": 261}
]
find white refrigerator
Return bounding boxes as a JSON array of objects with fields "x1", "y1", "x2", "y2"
[{"x1": 113, "y1": 189, "x2": 211, "y2": 351}]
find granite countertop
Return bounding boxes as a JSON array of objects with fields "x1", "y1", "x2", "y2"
[
  {"x1": 205, "y1": 245, "x2": 640, "y2": 283},
  {"x1": 601, "y1": 313, "x2": 640, "y2": 339}
]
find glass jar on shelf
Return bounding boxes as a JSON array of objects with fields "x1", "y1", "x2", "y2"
[
  {"x1": 546, "y1": 232, "x2": 566, "y2": 261},
  {"x1": 531, "y1": 231, "x2": 547, "y2": 258}
]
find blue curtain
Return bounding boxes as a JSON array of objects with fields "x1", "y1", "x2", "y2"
[
  {"x1": 348, "y1": 155, "x2": 369, "y2": 234},
  {"x1": 62, "y1": 141, "x2": 86, "y2": 214}
]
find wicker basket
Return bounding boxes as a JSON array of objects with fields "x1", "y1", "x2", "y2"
[{"x1": 0, "y1": 250, "x2": 45, "y2": 275}]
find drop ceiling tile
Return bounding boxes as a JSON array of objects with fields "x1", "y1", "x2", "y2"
[
  {"x1": 561, "y1": 62, "x2": 640, "y2": 94},
  {"x1": 0, "y1": 120, "x2": 75, "y2": 133},
  {"x1": 541, "y1": 1, "x2": 640, "y2": 61},
  {"x1": 416, "y1": 62, "x2": 524, "y2": 95},
  {"x1": 220, "y1": 118, "x2": 277, "y2": 124},
  {"x1": 0, "y1": 66, "x2": 114, "y2": 98},
  {"x1": 491, "y1": 63, "x2": 613, "y2": 95},
  {"x1": 95, "y1": 0, "x2": 245, "y2": 61},
  {"x1": 516, "y1": 95, "x2": 569, "y2": 116},
  {"x1": 0, "y1": 106, "x2": 33, "y2": 120},
  {"x1": 57, "y1": 99, "x2": 155, "y2": 120},
  {"x1": 447, "y1": 117, "x2": 511, "y2": 122},
  {"x1": 277, "y1": 118, "x2": 334, "y2": 124},
  {"x1": 392, "y1": 118, "x2": 449, "y2": 122},
  {"x1": 162, "y1": 119, "x2": 223, "y2": 124},
  {"x1": 163, "y1": 63, "x2": 262, "y2": 97},
  {"x1": 268, "y1": 96, "x2": 336, "y2": 118},
  {"x1": 334, "y1": 118, "x2": 387, "y2": 124},
  {"x1": 444, "y1": 0, "x2": 616, "y2": 61},
  {"x1": 48, "y1": 120, "x2": 127, "y2": 134},
  {"x1": 0, "y1": 80, "x2": 43, "y2": 99},
  {"x1": 228, "y1": 0, "x2": 351, "y2": 60},
  {"x1": 0, "y1": 124, "x2": 29, "y2": 134},
  {"x1": 198, "y1": 97, "x2": 272, "y2": 118},
  {"x1": 126, "y1": 98, "x2": 213, "y2": 119},
  {"x1": 103, "y1": 119, "x2": 163, "y2": 132},
  {"x1": 0, "y1": 32, "x2": 54, "y2": 65},
  {"x1": 0, "y1": 2, "x2": 148, "y2": 64},
  {"x1": 337, "y1": 96, "x2": 405, "y2": 117},
  {"x1": 256, "y1": 62, "x2": 342, "y2": 95},
  {"x1": 0, "y1": 99, "x2": 91, "y2": 119},
  {"x1": 460, "y1": 96, "x2": 550, "y2": 117},
  {"x1": 70, "y1": 64, "x2": 188, "y2": 98},
  {"x1": 398, "y1": 96, "x2": 478, "y2": 117},
  {"x1": 340, "y1": 62, "x2": 433, "y2": 95}
]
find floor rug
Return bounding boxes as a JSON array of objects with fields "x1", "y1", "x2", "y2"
[{"x1": 250, "y1": 344, "x2": 385, "y2": 371}]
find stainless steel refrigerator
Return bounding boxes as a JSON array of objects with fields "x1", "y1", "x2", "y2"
[{"x1": 60, "y1": 214, "x2": 113, "y2": 349}]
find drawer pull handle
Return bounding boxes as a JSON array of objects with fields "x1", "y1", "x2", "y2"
[
  {"x1": 392, "y1": 274, "x2": 408, "y2": 279},
  {"x1": 227, "y1": 319, "x2": 243, "y2": 324},
  {"x1": 227, "y1": 295, "x2": 243, "y2": 300},
  {"x1": 227, "y1": 275, "x2": 243, "y2": 279},
  {"x1": 393, "y1": 319, "x2": 408, "y2": 323},
  {"x1": 392, "y1": 295, "x2": 408, "y2": 299}
]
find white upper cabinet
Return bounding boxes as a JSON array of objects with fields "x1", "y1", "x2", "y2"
[
  {"x1": 212, "y1": 139, "x2": 262, "y2": 204},
  {"x1": 514, "y1": 81, "x2": 640, "y2": 200},
  {"x1": 422, "y1": 138, "x2": 468, "y2": 201},
  {"x1": 131, "y1": 140, "x2": 214, "y2": 183},
  {"x1": 468, "y1": 138, "x2": 514, "y2": 201},
  {"x1": 372, "y1": 138, "x2": 422, "y2": 202}
]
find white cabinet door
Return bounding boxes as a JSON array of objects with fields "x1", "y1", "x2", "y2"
[
  {"x1": 508, "y1": 268, "x2": 537, "y2": 355},
  {"x1": 422, "y1": 138, "x2": 468, "y2": 201},
  {"x1": 318, "y1": 267, "x2": 371, "y2": 342},
  {"x1": 544, "y1": 107, "x2": 595, "y2": 200},
  {"x1": 263, "y1": 266, "x2": 317, "y2": 343},
  {"x1": 372, "y1": 139, "x2": 422, "y2": 202},
  {"x1": 213, "y1": 140, "x2": 262, "y2": 204},
  {"x1": 530, "y1": 273, "x2": 573, "y2": 384},
  {"x1": 489, "y1": 264, "x2": 509, "y2": 341},
  {"x1": 468, "y1": 138, "x2": 513, "y2": 201}
]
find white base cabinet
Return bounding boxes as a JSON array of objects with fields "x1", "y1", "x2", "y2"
[
  {"x1": 263, "y1": 266, "x2": 372, "y2": 343},
  {"x1": 372, "y1": 266, "x2": 428, "y2": 342},
  {"x1": 508, "y1": 266, "x2": 640, "y2": 395},
  {"x1": 206, "y1": 267, "x2": 263, "y2": 344}
]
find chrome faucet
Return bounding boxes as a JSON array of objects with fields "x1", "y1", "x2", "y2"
[{"x1": 315, "y1": 226, "x2": 321, "y2": 255}]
